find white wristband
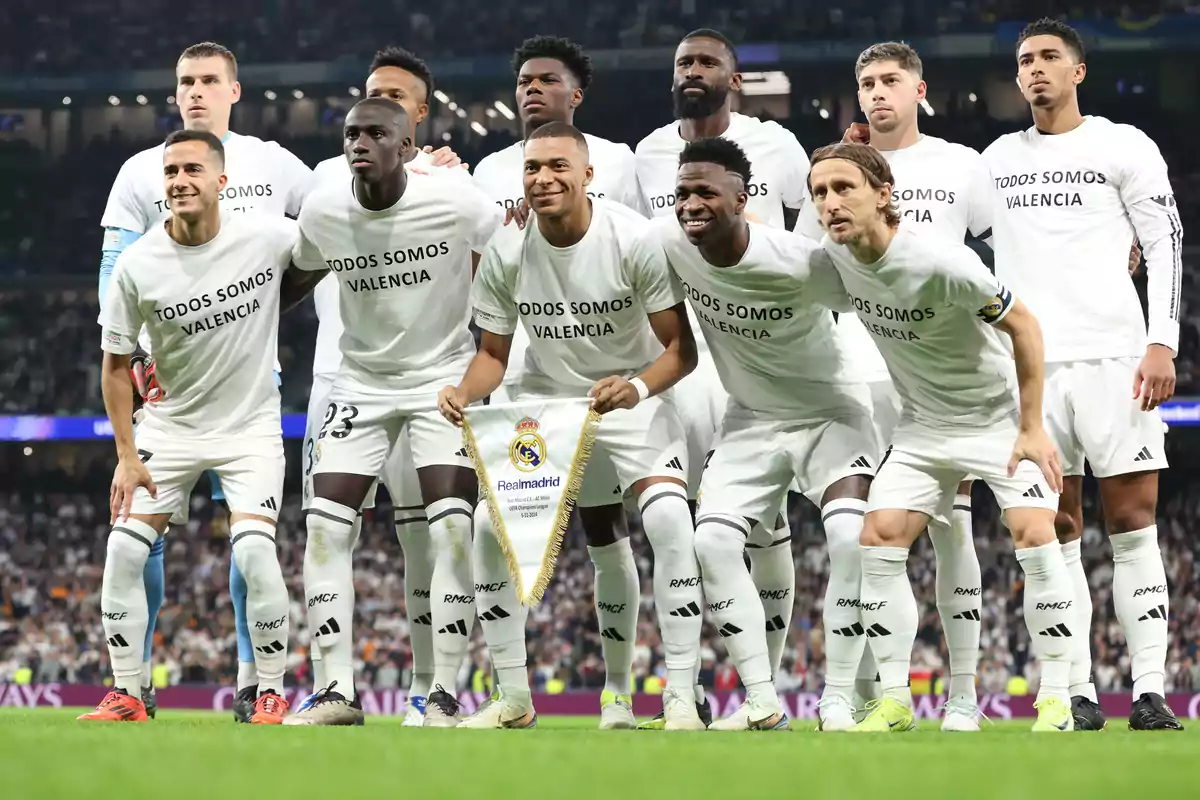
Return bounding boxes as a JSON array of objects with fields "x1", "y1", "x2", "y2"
[{"x1": 631, "y1": 377, "x2": 650, "y2": 402}]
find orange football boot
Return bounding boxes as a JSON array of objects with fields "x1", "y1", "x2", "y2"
[
  {"x1": 250, "y1": 691, "x2": 290, "y2": 724},
  {"x1": 77, "y1": 690, "x2": 149, "y2": 722}
]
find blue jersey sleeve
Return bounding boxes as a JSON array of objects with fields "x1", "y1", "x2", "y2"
[{"x1": 99, "y1": 227, "x2": 144, "y2": 309}]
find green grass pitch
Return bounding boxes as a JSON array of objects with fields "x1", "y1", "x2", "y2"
[{"x1": 1, "y1": 709, "x2": 1193, "y2": 799}]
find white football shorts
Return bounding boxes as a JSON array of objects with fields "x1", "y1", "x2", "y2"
[
  {"x1": 304, "y1": 374, "x2": 425, "y2": 511},
  {"x1": 130, "y1": 427, "x2": 284, "y2": 524},
  {"x1": 698, "y1": 401, "x2": 878, "y2": 525},
  {"x1": 868, "y1": 415, "x2": 1059, "y2": 520},
  {"x1": 312, "y1": 373, "x2": 472, "y2": 483},
  {"x1": 1044, "y1": 357, "x2": 1168, "y2": 478}
]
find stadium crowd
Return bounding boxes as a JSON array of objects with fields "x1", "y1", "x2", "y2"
[
  {"x1": 3, "y1": 463, "x2": 1200, "y2": 696},
  {"x1": 2, "y1": 1, "x2": 1194, "y2": 75}
]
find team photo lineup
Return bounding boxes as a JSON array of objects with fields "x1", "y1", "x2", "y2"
[{"x1": 81, "y1": 15, "x2": 1185, "y2": 738}]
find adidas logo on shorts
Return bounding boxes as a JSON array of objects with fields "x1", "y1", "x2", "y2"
[
  {"x1": 1022, "y1": 485, "x2": 1045, "y2": 499},
  {"x1": 850, "y1": 456, "x2": 872, "y2": 470},
  {"x1": 1133, "y1": 446, "x2": 1153, "y2": 463},
  {"x1": 260, "y1": 497, "x2": 278, "y2": 511},
  {"x1": 664, "y1": 456, "x2": 683, "y2": 470},
  {"x1": 455, "y1": 447, "x2": 469, "y2": 459}
]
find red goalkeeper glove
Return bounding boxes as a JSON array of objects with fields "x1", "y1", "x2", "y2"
[{"x1": 129, "y1": 353, "x2": 165, "y2": 403}]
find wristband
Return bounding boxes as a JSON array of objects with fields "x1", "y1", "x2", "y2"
[{"x1": 631, "y1": 377, "x2": 650, "y2": 402}]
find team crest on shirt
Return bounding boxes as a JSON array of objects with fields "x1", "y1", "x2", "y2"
[{"x1": 509, "y1": 417, "x2": 547, "y2": 472}]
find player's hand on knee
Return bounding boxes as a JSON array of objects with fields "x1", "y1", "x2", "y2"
[
  {"x1": 438, "y1": 385, "x2": 468, "y2": 426},
  {"x1": 843, "y1": 122, "x2": 871, "y2": 145},
  {"x1": 504, "y1": 199, "x2": 530, "y2": 230},
  {"x1": 110, "y1": 457, "x2": 158, "y2": 523},
  {"x1": 1134, "y1": 344, "x2": 1176, "y2": 412},
  {"x1": 1008, "y1": 426, "x2": 1063, "y2": 493},
  {"x1": 423, "y1": 144, "x2": 466, "y2": 170},
  {"x1": 588, "y1": 376, "x2": 639, "y2": 414}
]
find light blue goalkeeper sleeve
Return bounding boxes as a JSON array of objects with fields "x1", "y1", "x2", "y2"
[{"x1": 99, "y1": 227, "x2": 144, "y2": 309}]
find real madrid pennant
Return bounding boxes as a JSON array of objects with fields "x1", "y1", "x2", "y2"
[{"x1": 460, "y1": 397, "x2": 600, "y2": 605}]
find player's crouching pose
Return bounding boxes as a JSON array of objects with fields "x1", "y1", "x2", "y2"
[
  {"x1": 440, "y1": 122, "x2": 705, "y2": 731},
  {"x1": 83, "y1": 130, "x2": 321, "y2": 724},
  {"x1": 809, "y1": 143, "x2": 1075, "y2": 733},
  {"x1": 285, "y1": 99, "x2": 501, "y2": 726},
  {"x1": 659, "y1": 138, "x2": 877, "y2": 732}
]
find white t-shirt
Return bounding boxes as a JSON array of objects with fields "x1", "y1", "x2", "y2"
[
  {"x1": 810, "y1": 135, "x2": 994, "y2": 383},
  {"x1": 101, "y1": 131, "x2": 311, "y2": 362},
  {"x1": 294, "y1": 174, "x2": 502, "y2": 391},
  {"x1": 983, "y1": 116, "x2": 1177, "y2": 362},
  {"x1": 472, "y1": 199, "x2": 682, "y2": 394},
  {"x1": 636, "y1": 113, "x2": 809, "y2": 229},
  {"x1": 638, "y1": 112, "x2": 810, "y2": 360},
  {"x1": 101, "y1": 131, "x2": 311, "y2": 233},
  {"x1": 824, "y1": 226, "x2": 1019, "y2": 429},
  {"x1": 98, "y1": 212, "x2": 295, "y2": 437},
  {"x1": 472, "y1": 133, "x2": 648, "y2": 389},
  {"x1": 656, "y1": 218, "x2": 863, "y2": 422},
  {"x1": 308, "y1": 150, "x2": 471, "y2": 379}
]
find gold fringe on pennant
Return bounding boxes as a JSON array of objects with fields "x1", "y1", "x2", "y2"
[
  {"x1": 525, "y1": 406, "x2": 601, "y2": 606},
  {"x1": 459, "y1": 416, "x2": 524, "y2": 600}
]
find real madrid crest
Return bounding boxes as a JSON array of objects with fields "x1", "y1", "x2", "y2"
[{"x1": 509, "y1": 416, "x2": 547, "y2": 472}]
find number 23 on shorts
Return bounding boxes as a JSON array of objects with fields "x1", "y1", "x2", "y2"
[{"x1": 318, "y1": 402, "x2": 360, "y2": 441}]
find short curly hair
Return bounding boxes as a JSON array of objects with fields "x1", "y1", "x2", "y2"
[
  {"x1": 1017, "y1": 18, "x2": 1086, "y2": 62},
  {"x1": 679, "y1": 137, "x2": 752, "y2": 186},
  {"x1": 369, "y1": 46, "x2": 435, "y2": 99},
  {"x1": 511, "y1": 36, "x2": 593, "y2": 90}
]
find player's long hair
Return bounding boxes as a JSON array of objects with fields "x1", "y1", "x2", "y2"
[{"x1": 809, "y1": 143, "x2": 901, "y2": 228}]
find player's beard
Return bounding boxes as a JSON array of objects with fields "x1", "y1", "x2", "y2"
[{"x1": 673, "y1": 83, "x2": 729, "y2": 120}]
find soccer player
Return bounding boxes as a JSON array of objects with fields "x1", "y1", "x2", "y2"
[
  {"x1": 635, "y1": 28, "x2": 812, "y2": 728},
  {"x1": 304, "y1": 46, "x2": 466, "y2": 728},
  {"x1": 98, "y1": 41, "x2": 312, "y2": 722},
  {"x1": 286, "y1": 99, "x2": 501, "y2": 727},
  {"x1": 809, "y1": 142, "x2": 1077, "y2": 733},
  {"x1": 441, "y1": 122, "x2": 705, "y2": 731},
  {"x1": 83, "y1": 130, "x2": 316, "y2": 724},
  {"x1": 658, "y1": 138, "x2": 877, "y2": 731},
  {"x1": 815, "y1": 41, "x2": 995, "y2": 729},
  {"x1": 984, "y1": 19, "x2": 1184, "y2": 731},
  {"x1": 473, "y1": 36, "x2": 646, "y2": 404}
]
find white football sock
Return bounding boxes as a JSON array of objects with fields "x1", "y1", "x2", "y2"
[
  {"x1": 102, "y1": 520, "x2": 157, "y2": 691},
  {"x1": 588, "y1": 538, "x2": 639, "y2": 696},
  {"x1": 694, "y1": 515, "x2": 773, "y2": 689},
  {"x1": 1060, "y1": 538, "x2": 1097, "y2": 701},
  {"x1": 928, "y1": 495, "x2": 982, "y2": 703},
  {"x1": 304, "y1": 498, "x2": 358, "y2": 699},
  {"x1": 230, "y1": 520, "x2": 289, "y2": 695},
  {"x1": 822, "y1": 499, "x2": 868, "y2": 700},
  {"x1": 395, "y1": 505, "x2": 434, "y2": 699},
  {"x1": 1110, "y1": 526, "x2": 1169, "y2": 698},
  {"x1": 428, "y1": 497, "x2": 475, "y2": 692},
  {"x1": 860, "y1": 545, "x2": 916, "y2": 706},
  {"x1": 1015, "y1": 541, "x2": 1073, "y2": 704},
  {"x1": 638, "y1": 484, "x2": 702, "y2": 692},
  {"x1": 142, "y1": 660, "x2": 153, "y2": 691},
  {"x1": 748, "y1": 513, "x2": 794, "y2": 677},
  {"x1": 473, "y1": 506, "x2": 530, "y2": 697},
  {"x1": 237, "y1": 660, "x2": 258, "y2": 694},
  {"x1": 855, "y1": 646, "x2": 879, "y2": 704}
]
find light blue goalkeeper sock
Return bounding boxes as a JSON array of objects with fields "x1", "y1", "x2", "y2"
[
  {"x1": 142, "y1": 537, "x2": 166, "y2": 683},
  {"x1": 229, "y1": 555, "x2": 255, "y2": 671}
]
